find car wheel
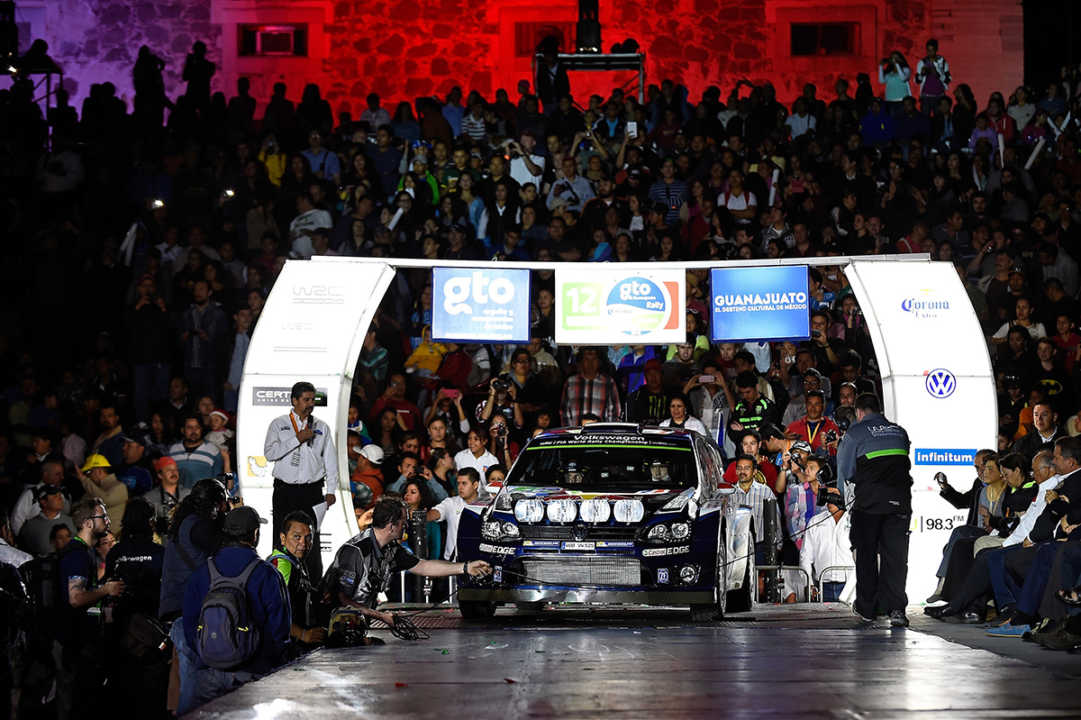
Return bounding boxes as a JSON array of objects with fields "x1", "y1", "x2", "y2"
[
  {"x1": 459, "y1": 600, "x2": 497, "y2": 620},
  {"x1": 725, "y1": 535, "x2": 753, "y2": 613}
]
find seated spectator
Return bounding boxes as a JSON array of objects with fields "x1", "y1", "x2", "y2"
[{"x1": 182, "y1": 506, "x2": 290, "y2": 712}]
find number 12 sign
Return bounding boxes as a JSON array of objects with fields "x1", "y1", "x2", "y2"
[{"x1": 554, "y1": 268, "x2": 685, "y2": 345}]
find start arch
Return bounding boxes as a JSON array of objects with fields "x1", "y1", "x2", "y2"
[{"x1": 238, "y1": 255, "x2": 994, "y2": 600}]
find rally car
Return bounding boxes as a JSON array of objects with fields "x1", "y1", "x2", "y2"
[{"x1": 456, "y1": 424, "x2": 755, "y2": 621}]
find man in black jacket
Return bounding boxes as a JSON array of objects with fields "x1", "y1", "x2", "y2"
[
  {"x1": 1012, "y1": 402, "x2": 1063, "y2": 462},
  {"x1": 535, "y1": 43, "x2": 570, "y2": 115}
]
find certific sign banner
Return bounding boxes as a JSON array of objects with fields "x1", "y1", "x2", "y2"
[
  {"x1": 710, "y1": 266, "x2": 810, "y2": 342},
  {"x1": 432, "y1": 267, "x2": 531, "y2": 343},
  {"x1": 555, "y1": 268, "x2": 684, "y2": 344}
]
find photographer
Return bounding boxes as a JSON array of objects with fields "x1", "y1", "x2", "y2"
[
  {"x1": 141, "y1": 457, "x2": 189, "y2": 538},
  {"x1": 323, "y1": 496, "x2": 491, "y2": 631},
  {"x1": 506, "y1": 130, "x2": 546, "y2": 189},
  {"x1": 485, "y1": 415, "x2": 519, "y2": 469},
  {"x1": 786, "y1": 390, "x2": 841, "y2": 456},
  {"x1": 877, "y1": 51, "x2": 912, "y2": 117},
  {"x1": 915, "y1": 39, "x2": 951, "y2": 115},
  {"x1": 479, "y1": 374, "x2": 524, "y2": 431},
  {"x1": 546, "y1": 155, "x2": 594, "y2": 213}
]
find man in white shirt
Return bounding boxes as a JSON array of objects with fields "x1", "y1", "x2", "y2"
[
  {"x1": 508, "y1": 131, "x2": 546, "y2": 191},
  {"x1": 784, "y1": 98, "x2": 816, "y2": 139},
  {"x1": 263, "y1": 381, "x2": 340, "y2": 579},
  {"x1": 799, "y1": 487, "x2": 855, "y2": 602},
  {"x1": 10, "y1": 459, "x2": 70, "y2": 536},
  {"x1": 427, "y1": 467, "x2": 482, "y2": 560},
  {"x1": 454, "y1": 429, "x2": 499, "y2": 486},
  {"x1": 289, "y1": 192, "x2": 333, "y2": 259},
  {"x1": 1002, "y1": 449, "x2": 1061, "y2": 548}
]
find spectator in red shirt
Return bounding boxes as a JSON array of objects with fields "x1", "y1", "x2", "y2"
[
  {"x1": 1052, "y1": 313, "x2": 1081, "y2": 374},
  {"x1": 722, "y1": 429, "x2": 779, "y2": 491},
  {"x1": 786, "y1": 391, "x2": 840, "y2": 455}
]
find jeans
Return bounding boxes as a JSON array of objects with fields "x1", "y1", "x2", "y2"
[
  {"x1": 171, "y1": 618, "x2": 200, "y2": 716},
  {"x1": 189, "y1": 667, "x2": 258, "y2": 711}
]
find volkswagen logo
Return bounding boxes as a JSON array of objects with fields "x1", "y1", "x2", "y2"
[{"x1": 925, "y1": 369, "x2": 956, "y2": 399}]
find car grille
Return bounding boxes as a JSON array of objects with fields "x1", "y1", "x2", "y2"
[
  {"x1": 521, "y1": 557, "x2": 642, "y2": 586},
  {"x1": 519, "y1": 525, "x2": 638, "y2": 541}
]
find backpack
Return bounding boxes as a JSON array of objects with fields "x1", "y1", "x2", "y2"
[{"x1": 196, "y1": 557, "x2": 261, "y2": 670}]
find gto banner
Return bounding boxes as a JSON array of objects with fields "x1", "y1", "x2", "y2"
[
  {"x1": 555, "y1": 268, "x2": 684, "y2": 344},
  {"x1": 710, "y1": 266, "x2": 810, "y2": 341},
  {"x1": 432, "y1": 267, "x2": 531, "y2": 343}
]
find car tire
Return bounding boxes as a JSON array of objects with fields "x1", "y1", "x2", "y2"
[
  {"x1": 459, "y1": 600, "x2": 497, "y2": 620},
  {"x1": 725, "y1": 546, "x2": 753, "y2": 613}
]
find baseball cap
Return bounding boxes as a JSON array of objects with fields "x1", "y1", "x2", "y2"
[
  {"x1": 153, "y1": 456, "x2": 178, "y2": 472},
  {"x1": 222, "y1": 506, "x2": 267, "y2": 537},
  {"x1": 120, "y1": 433, "x2": 144, "y2": 446},
  {"x1": 790, "y1": 440, "x2": 813, "y2": 455},
  {"x1": 36, "y1": 484, "x2": 63, "y2": 501},
  {"x1": 80, "y1": 454, "x2": 111, "y2": 473},
  {"x1": 359, "y1": 445, "x2": 385, "y2": 465}
]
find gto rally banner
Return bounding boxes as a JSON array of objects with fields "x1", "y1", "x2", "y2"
[{"x1": 555, "y1": 268, "x2": 685, "y2": 344}]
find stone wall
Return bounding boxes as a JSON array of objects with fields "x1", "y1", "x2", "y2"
[
  {"x1": 14, "y1": 0, "x2": 222, "y2": 110},
  {"x1": 12, "y1": 0, "x2": 1022, "y2": 118}
]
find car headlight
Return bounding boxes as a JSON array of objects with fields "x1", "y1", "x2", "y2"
[
  {"x1": 613, "y1": 499, "x2": 644, "y2": 523},
  {"x1": 546, "y1": 499, "x2": 577, "y2": 523},
  {"x1": 670, "y1": 522, "x2": 690, "y2": 540},
  {"x1": 660, "y1": 493, "x2": 691, "y2": 512},
  {"x1": 482, "y1": 521, "x2": 503, "y2": 540},
  {"x1": 646, "y1": 524, "x2": 670, "y2": 542},
  {"x1": 494, "y1": 493, "x2": 513, "y2": 512},
  {"x1": 514, "y1": 499, "x2": 544, "y2": 523},
  {"x1": 580, "y1": 499, "x2": 611, "y2": 523}
]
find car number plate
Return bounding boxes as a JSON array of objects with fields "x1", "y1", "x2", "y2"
[{"x1": 561, "y1": 541, "x2": 595, "y2": 551}]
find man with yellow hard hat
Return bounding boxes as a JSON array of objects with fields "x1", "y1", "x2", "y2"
[{"x1": 80, "y1": 454, "x2": 129, "y2": 537}]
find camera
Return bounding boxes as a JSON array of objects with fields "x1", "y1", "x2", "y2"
[
  {"x1": 491, "y1": 378, "x2": 510, "y2": 392},
  {"x1": 495, "y1": 423, "x2": 508, "y2": 438},
  {"x1": 816, "y1": 483, "x2": 843, "y2": 508},
  {"x1": 824, "y1": 429, "x2": 838, "y2": 443}
]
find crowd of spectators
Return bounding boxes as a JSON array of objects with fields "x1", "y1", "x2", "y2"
[{"x1": 3, "y1": 31, "x2": 1081, "y2": 717}]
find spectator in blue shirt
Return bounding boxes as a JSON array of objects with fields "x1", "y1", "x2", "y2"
[
  {"x1": 300, "y1": 130, "x2": 341, "y2": 186},
  {"x1": 182, "y1": 506, "x2": 290, "y2": 712},
  {"x1": 168, "y1": 414, "x2": 224, "y2": 489}
]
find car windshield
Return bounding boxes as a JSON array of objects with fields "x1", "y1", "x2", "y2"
[{"x1": 506, "y1": 437, "x2": 698, "y2": 491}]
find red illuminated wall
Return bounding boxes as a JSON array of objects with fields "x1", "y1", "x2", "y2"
[{"x1": 20, "y1": 0, "x2": 1022, "y2": 118}]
